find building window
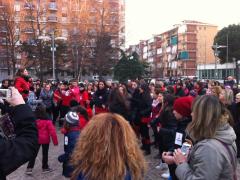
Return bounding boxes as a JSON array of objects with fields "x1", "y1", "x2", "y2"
[
  {"x1": 62, "y1": 17, "x2": 67, "y2": 23},
  {"x1": 49, "y1": 2, "x2": 57, "y2": 10},
  {"x1": 14, "y1": 4, "x2": 20, "y2": 11},
  {"x1": 62, "y1": 29, "x2": 68, "y2": 37},
  {"x1": 48, "y1": 15, "x2": 57, "y2": 22}
]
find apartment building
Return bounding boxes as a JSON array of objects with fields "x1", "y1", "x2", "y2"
[
  {"x1": 127, "y1": 20, "x2": 218, "y2": 78},
  {"x1": 0, "y1": 0, "x2": 125, "y2": 80}
]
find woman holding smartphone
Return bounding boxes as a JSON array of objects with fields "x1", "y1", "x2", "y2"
[{"x1": 165, "y1": 96, "x2": 237, "y2": 180}]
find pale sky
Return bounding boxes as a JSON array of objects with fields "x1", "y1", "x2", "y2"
[{"x1": 125, "y1": 0, "x2": 240, "y2": 46}]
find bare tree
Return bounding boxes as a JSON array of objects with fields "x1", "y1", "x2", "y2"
[
  {"x1": 21, "y1": 0, "x2": 69, "y2": 80},
  {"x1": 0, "y1": 2, "x2": 21, "y2": 76},
  {"x1": 91, "y1": 0, "x2": 122, "y2": 78}
]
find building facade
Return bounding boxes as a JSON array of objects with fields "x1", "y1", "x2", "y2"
[
  {"x1": 0, "y1": 0, "x2": 125, "y2": 80},
  {"x1": 127, "y1": 20, "x2": 218, "y2": 78}
]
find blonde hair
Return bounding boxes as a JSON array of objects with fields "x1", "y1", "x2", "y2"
[
  {"x1": 221, "y1": 88, "x2": 234, "y2": 105},
  {"x1": 71, "y1": 113, "x2": 146, "y2": 180},
  {"x1": 187, "y1": 95, "x2": 231, "y2": 142},
  {"x1": 211, "y1": 86, "x2": 222, "y2": 98},
  {"x1": 235, "y1": 93, "x2": 240, "y2": 99}
]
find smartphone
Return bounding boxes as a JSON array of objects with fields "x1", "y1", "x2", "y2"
[
  {"x1": 181, "y1": 142, "x2": 192, "y2": 155},
  {"x1": 0, "y1": 89, "x2": 11, "y2": 99}
]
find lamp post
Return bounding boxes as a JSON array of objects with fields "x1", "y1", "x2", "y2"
[
  {"x1": 212, "y1": 43, "x2": 227, "y2": 79},
  {"x1": 233, "y1": 57, "x2": 240, "y2": 84},
  {"x1": 51, "y1": 32, "x2": 56, "y2": 80},
  {"x1": 237, "y1": 60, "x2": 240, "y2": 85},
  {"x1": 38, "y1": 32, "x2": 67, "y2": 80}
]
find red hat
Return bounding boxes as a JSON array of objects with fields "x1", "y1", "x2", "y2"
[{"x1": 173, "y1": 96, "x2": 193, "y2": 117}]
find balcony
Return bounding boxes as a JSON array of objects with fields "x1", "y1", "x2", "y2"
[
  {"x1": 0, "y1": 38, "x2": 7, "y2": 45},
  {"x1": 40, "y1": 17, "x2": 47, "y2": 23},
  {"x1": 0, "y1": 50, "x2": 7, "y2": 58},
  {"x1": 24, "y1": 3, "x2": 35, "y2": 10},
  {"x1": 27, "y1": 39, "x2": 37, "y2": 46},
  {"x1": 24, "y1": 16, "x2": 35, "y2": 22},
  {"x1": 0, "y1": 3, "x2": 5, "y2": 8},
  {"x1": 23, "y1": 28, "x2": 34, "y2": 34},
  {"x1": 48, "y1": 2, "x2": 57, "y2": 11},
  {"x1": 0, "y1": 27, "x2": 7, "y2": 33},
  {"x1": 47, "y1": 16, "x2": 57, "y2": 22},
  {"x1": 62, "y1": 17, "x2": 68, "y2": 24}
]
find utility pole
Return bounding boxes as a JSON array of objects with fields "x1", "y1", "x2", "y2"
[
  {"x1": 214, "y1": 43, "x2": 218, "y2": 79},
  {"x1": 212, "y1": 43, "x2": 227, "y2": 80},
  {"x1": 51, "y1": 32, "x2": 56, "y2": 80},
  {"x1": 226, "y1": 34, "x2": 229, "y2": 75}
]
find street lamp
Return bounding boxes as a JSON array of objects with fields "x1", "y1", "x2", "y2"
[
  {"x1": 212, "y1": 43, "x2": 227, "y2": 79},
  {"x1": 38, "y1": 32, "x2": 67, "y2": 80},
  {"x1": 233, "y1": 58, "x2": 240, "y2": 84}
]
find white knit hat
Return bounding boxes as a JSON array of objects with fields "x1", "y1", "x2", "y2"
[{"x1": 65, "y1": 112, "x2": 79, "y2": 125}]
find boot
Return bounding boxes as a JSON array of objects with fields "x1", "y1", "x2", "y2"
[{"x1": 144, "y1": 144, "x2": 151, "y2": 155}]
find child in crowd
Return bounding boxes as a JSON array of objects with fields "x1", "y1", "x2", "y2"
[
  {"x1": 58, "y1": 111, "x2": 80, "y2": 178},
  {"x1": 26, "y1": 105, "x2": 58, "y2": 175},
  {"x1": 27, "y1": 86, "x2": 42, "y2": 111}
]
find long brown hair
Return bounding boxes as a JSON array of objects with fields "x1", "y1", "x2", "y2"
[
  {"x1": 187, "y1": 95, "x2": 232, "y2": 142},
  {"x1": 71, "y1": 113, "x2": 146, "y2": 180},
  {"x1": 15, "y1": 67, "x2": 26, "y2": 77}
]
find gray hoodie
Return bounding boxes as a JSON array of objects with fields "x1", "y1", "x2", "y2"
[{"x1": 176, "y1": 123, "x2": 237, "y2": 180}]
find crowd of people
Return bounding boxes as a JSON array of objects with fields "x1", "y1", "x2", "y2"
[{"x1": 0, "y1": 67, "x2": 239, "y2": 180}]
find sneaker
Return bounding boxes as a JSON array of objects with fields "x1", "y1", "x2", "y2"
[
  {"x1": 155, "y1": 162, "x2": 168, "y2": 170},
  {"x1": 42, "y1": 168, "x2": 54, "y2": 173},
  {"x1": 25, "y1": 168, "x2": 33, "y2": 175},
  {"x1": 161, "y1": 172, "x2": 170, "y2": 179}
]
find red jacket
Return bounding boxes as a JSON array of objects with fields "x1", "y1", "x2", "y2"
[
  {"x1": 78, "y1": 114, "x2": 88, "y2": 130},
  {"x1": 70, "y1": 86, "x2": 80, "y2": 102},
  {"x1": 79, "y1": 90, "x2": 89, "y2": 107},
  {"x1": 53, "y1": 89, "x2": 62, "y2": 104},
  {"x1": 36, "y1": 119, "x2": 58, "y2": 145},
  {"x1": 61, "y1": 90, "x2": 75, "y2": 107},
  {"x1": 14, "y1": 77, "x2": 30, "y2": 99}
]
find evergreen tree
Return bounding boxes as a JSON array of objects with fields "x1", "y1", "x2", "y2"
[
  {"x1": 114, "y1": 51, "x2": 149, "y2": 82},
  {"x1": 214, "y1": 24, "x2": 240, "y2": 63}
]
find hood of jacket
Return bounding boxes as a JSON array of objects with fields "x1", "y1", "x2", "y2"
[{"x1": 215, "y1": 123, "x2": 236, "y2": 145}]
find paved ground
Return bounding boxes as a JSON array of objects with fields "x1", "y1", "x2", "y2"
[{"x1": 7, "y1": 128, "x2": 240, "y2": 180}]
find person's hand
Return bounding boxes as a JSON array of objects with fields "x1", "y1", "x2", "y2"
[
  {"x1": 162, "y1": 152, "x2": 174, "y2": 165},
  {"x1": 173, "y1": 148, "x2": 187, "y2": 165},
  {"x1": 6, "y1": 87, "x2": 25, "y2": 106}
]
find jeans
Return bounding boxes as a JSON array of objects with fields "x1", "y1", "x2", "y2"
[{"x1": 27, "y1": 144, "x2": 50, "y2": 169}]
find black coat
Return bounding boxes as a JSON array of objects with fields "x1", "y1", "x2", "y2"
[
  {"x1": 91, "y1": 89, "x2": 109, "y2": 108},
  {"x1": 138, "y1": 93, "x2": 152, "y2": 118},
  {"x1": 130, "y1": 89, "x2": 141, "y2": 124},
  {"x1": 0, "y1": 104, "x2": 38, "y2": 179},
  {"x1": 158, "y1": 108, "x2": 177, "y2": 151},
  {"x1": 175, "y1": 88, "x2": 185, "y2": 97},
  {"x1": 109, "y1": 102, "x2": 130, "y2": 121},
  {"x1": 170, "y1": 117, "x2": 192, "y2": 152}
]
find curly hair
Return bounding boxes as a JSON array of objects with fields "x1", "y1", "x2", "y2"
[{"x1": 70, "y1": 113, "x2": 146, "y2": 180}]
